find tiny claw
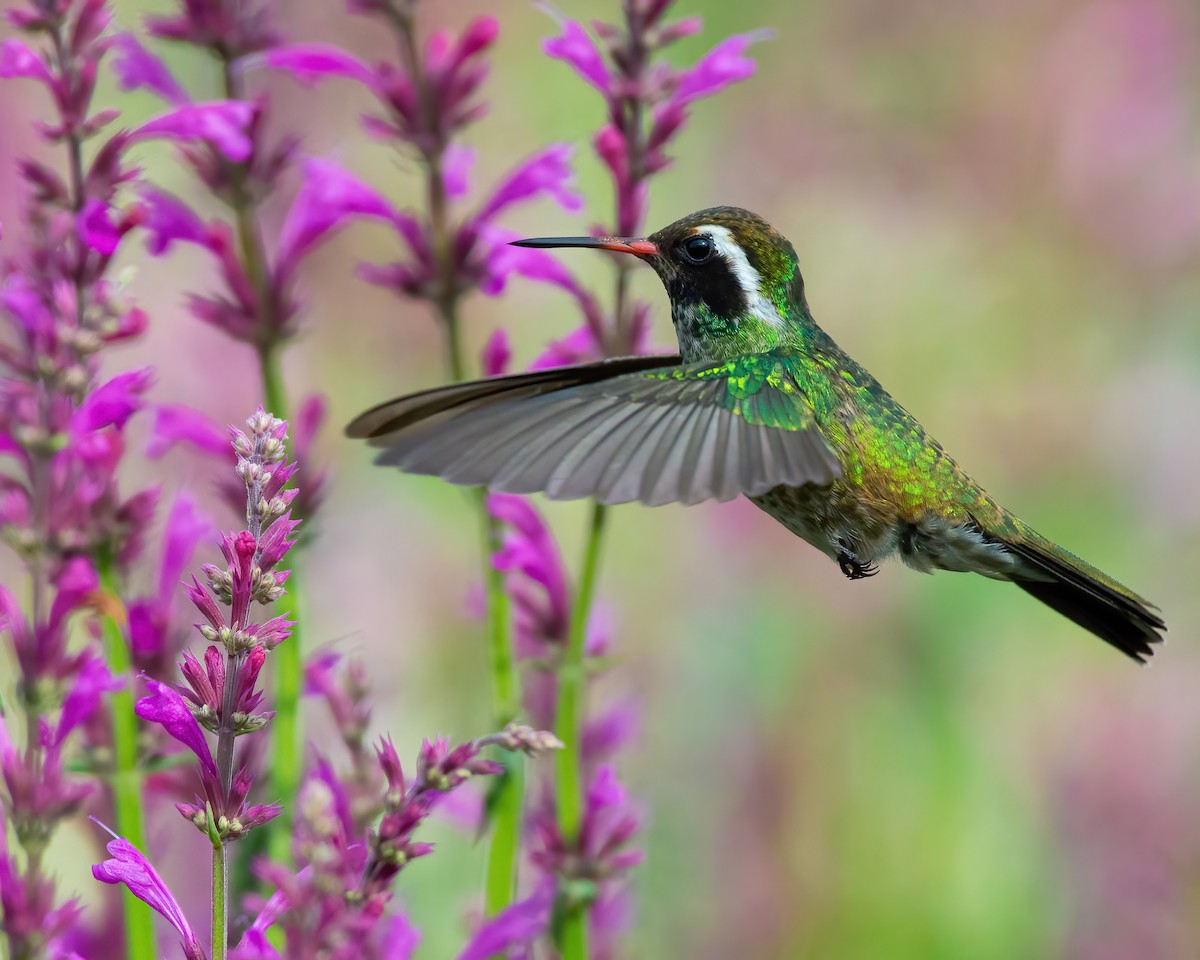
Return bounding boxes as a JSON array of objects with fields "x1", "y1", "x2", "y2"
[{"x1": 837, "y1": 550, "x2": 878, "y2": 581}]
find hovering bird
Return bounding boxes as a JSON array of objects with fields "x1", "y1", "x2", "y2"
[{"x1": 347, "y1": 207, "x2": 1165, "y2": 661}]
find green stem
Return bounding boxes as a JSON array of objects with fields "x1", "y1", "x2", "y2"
[
  {"x1": 259, "y1": 345, "x2": 302, "y2": 868},
  {"x1": 212, "y1": 841, "x2": 228, "y2": 960},
  {"x1": 98, "y1": 560, "x2": 157, "y2": 960},
  {"x1": 483, "y1": 752, "x2": 523, "y2": 913},
  {"x1": 480, "y1": 486, "x2": 520, "y2": 914},
  {"x1": 555, "y1": 503, "x2": 608, "y2": 959},
  {"x1": 478, "y1": 493, "x2": 519, "y2": 723}
]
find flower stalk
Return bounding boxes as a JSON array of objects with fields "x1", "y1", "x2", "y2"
[
  {"x1": 533, "y1": 5, "x2": 766, "y2": 953},
  {"x1": 372, "y1": 0, "x2": 523, "y2": 915},
  {"x1": 0, "y1": 0, "x2": 239, "y2": 952},
  {"x1": 98, "y1": 556, "x2": 156, "y2": 960}
]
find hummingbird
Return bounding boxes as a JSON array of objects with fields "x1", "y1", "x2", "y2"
[{"x1": 347, "y1": 207, "x2": 1166, "y2": 662}]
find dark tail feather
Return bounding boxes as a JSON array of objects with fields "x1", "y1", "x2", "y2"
[{"x1": 999, "y1": 531, "x2": 1166, "y2": 663}]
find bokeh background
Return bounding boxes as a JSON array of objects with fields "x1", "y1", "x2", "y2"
[{"x1": 3, "y1": 0, "x2": 1199, "y2": 957}]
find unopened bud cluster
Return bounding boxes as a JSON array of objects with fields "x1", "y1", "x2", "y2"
[{"x1": 483, "y1": 723, "x2": 564, "y2": 757}]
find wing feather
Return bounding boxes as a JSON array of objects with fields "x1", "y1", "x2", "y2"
[{"x1": 350, "y1": 353, "x2": 841, "y2": 505}]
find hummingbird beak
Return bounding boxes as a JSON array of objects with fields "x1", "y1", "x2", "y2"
[{"x1": 509, "y1": 235, "x2": 659, "y2": 258}]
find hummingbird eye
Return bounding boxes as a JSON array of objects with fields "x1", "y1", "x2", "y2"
[{"x1": 681, "y1": 234, "x2": 714, "y2": 264}]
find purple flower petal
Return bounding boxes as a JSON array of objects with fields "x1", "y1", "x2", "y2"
[
  {"x1": 303, "y1": 651, "x2": 340, "y2": 698},
  {"x1": 480, "y1": 328, "x2": 511, "y2": 377},
  {"x1": 139, "y1": 188, "x2": 217, "y2": 256},
  {"x1": 382, "y1": 914, "x2": 420, "y2": 960},
  {"x1": 56, "y1": 654, "x2": 121, "y2": 746},
  {"x1": 443, "y1": 144, "x2": 475, "y2": 200},
  {"x1": 158, "y1": 493, "x2": 215, "y2": 602},
  {"x1": 0, "y1": 39, "x2": 53, "y2": 85},
  {"x1": 542, "y1": 19, "x2": 611, "y2": 93},
  {"x1": 265, "y1": 44, "x2": 380, "y2": 92},
  {"x1": 78, "y1": 200, "x2": 121, "y2": 255},
  {"x1": 292, "y1": 392, "x2": 326, "y2": 463},
  {"x1": 135, "y1": 678, "x2": 217, "y2": 777},
  {"x1": 133, "y1": 100, "x2": 256, "y2": 162},
  {"x1": 232, "y1": 929, "x2": 281, "y2": 960},
  {"x1": 1, "y1": 274, "x2": 50, "y2": 335},
  {"x1": 476, "y1": 225, "x2": 584, "y2": 298},
  {"x1": 146, "y1": 403, "x2": 230, "y2": 458},
  {"x1": 672, "y1": 31, "x2": 770, "y2": 105},
  {"x1": 457, "y1": 878, "x2": 554, "y2": 960},
  {"x1": 71, "y1": 368, "x2": 154, "y2": 435},
  {"x1": 92, "y1": 832, "x2": 203, "y2": 958},
  {"x1": 275, "y1": 158, "x2": 400, "y2": 280},
  {"x1": 454, "y1": 16, "x2": 500, "y2": 62},
  {"x1": 529, "y1": 324, "x2": 599, "y2": 371},
  {"x1": 47, "y1": 557, "x2": 99, "y2": 635},
  {"x1": 475, "y1": 144, "x2": 582, "y2": 223},
  {"x1": 582, "y1": 698, "x2": 638, "y2": 762},
  {"x1": 588, "y1": 763, "x2": 627, "y2": 808},
  {"x1": 111, "y1": 33, "x2": 188, "y2": 104},
  {"x1": 487, "y1": 493, "x2": 569, "y2": 649}
]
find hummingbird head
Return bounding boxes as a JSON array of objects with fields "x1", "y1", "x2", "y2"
[{"x1": 513, "y1": 206, "x2": 812, "y2": 360}]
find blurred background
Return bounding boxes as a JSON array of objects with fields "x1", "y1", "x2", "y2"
[{"x1": 3, "y1": 0, "x2": 1199, "y2": 956}]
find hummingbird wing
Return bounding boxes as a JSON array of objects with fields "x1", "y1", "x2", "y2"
[{"x1": 347, "y1": 353, "x2": 841, "y2": 506}]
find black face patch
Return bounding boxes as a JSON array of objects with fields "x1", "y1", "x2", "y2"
[{"x1": 662, "y1": 255, "x2": 747, "y2": 320}]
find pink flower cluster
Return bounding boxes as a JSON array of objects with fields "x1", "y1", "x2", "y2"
[
  {"x1": 485, "y1": 492, "x2": 643, "y2": 953},
  {"x1": 0, "y1": 0, "x2": 253, "y2": 951},
  {"x1": 526, "y1": 1, "x2": 767, "y2": 363},
  {"x1": 266, "y1": 6, "x2": 586, "y2": 334}
]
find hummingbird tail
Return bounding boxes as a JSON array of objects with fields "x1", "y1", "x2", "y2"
[{"x1": 996, "y1": 527, "x2": 1165, "y2": 662}]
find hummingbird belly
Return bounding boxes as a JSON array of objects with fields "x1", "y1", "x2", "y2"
[
  {"x1": 750, "y1": 481, "x2": 900, "y2": 565},
  {"x1": 750, "y1": 482, "x2": 1022, "y2": 579}
]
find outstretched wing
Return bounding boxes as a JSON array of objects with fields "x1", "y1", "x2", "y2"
[{"x1": 347, "y1": 353, "x2": 841, "y2": 506}]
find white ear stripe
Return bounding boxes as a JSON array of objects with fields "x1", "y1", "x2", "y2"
[
  {"x1": 697, "y1": 224, "x2": 784, "y2": 329},
  {"x1": 700, "y1": 225, "x2": 760, "y2": 298}
]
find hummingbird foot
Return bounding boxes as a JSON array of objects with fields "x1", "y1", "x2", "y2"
[{"x1": 837, "y1": 549, "x2": 879, "y2": 580}]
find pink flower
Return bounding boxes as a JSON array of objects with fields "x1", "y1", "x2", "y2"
[
  {"x1": 133, "y1": 100, "x2": 256, "y2": 162},
  {"x1": 128, "y1": 493, "x2": 215, "y2": 662},
  {"x1": 476, "y1": 227, "x2": 585, "y2": 298},
  {"x1": 670, "y1": 31, "x2": 771, "y2": 105},
  {"x1": 488, "y1": 490, "x2": 617, "y2": 713},
  {"x1": 480, "y1": 328, "x2": 511, "y2": 377},
  {"x1": 77, "y1": 200, "x2": 121, "y2": 255},
  {"x1": 529, "y1": 324, "x2": 602, "y2": 371},
  {"x1": 542, "y1": 18, "x2": 611, "y2": 93},
  {"x1": 457, "y1": 878, "x2": 554, "y2": 960},
  {"x1": 47, "y1": 557, "x2": 99, "y2": 639},
  {"x1": 146, "y1": 404, "x2": 230, "y2": 459},
  {"x1": 442, "y1": 144, "x2": 475, "y2": 200},
  {"x1": 70, "y1": 368, "x2": 154, "y2": 435},
  {"x1": 138, "y1": 188, "x2": 220, "y2": 257},
  {"x1": 91, "y1": 831, "x2": 204, "y2": 960},
  {"x1": 475, "y1": 144, "x2": 582, "y2": 222},
  {"x1": 381, "y1": 915, "x2": 420, "y2": 960},
  {"x1": 528, "y1": 765, "x2": 643, "y2": 881},
  {"x1": 110, "y1": 33, "x2": 187, "y2": 103},
  {"x1": 55, "y1": 654, "x2": 120, "y2": 746},
  {"x1": 0, "y1": 38, "x2": 52, "y2": 85},
  {"x1": 275, "y1": 158, "x2": 400, "y2": 281},
  {"x1": 135, "y1": 678, "x2": 217, "y2": 778},
  {"x1": 264, "y1": 43, "x2": 380, "y2": 91}
]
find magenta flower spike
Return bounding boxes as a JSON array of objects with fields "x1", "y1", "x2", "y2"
[{"x1": 0, "y1": 0, "x2": 253, "y2": 951}]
